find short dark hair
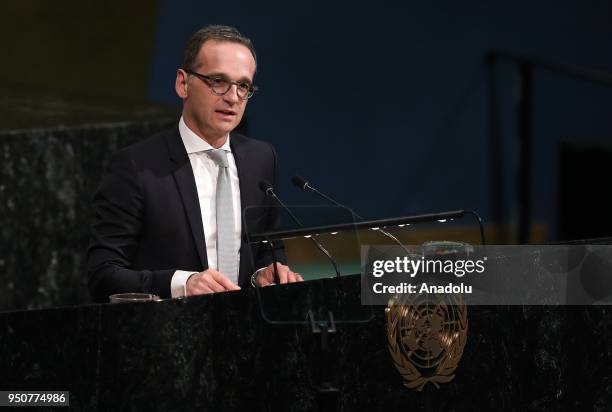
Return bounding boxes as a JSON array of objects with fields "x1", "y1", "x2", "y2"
[{"x1": 181, "y1": 25, "x2": 257, "y2": 72}]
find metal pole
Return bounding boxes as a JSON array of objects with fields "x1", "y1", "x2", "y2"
[
  {"x1": 517, "y1": 63, "x2": 533, "y2": 244},
  {"x1": 485, "y1": 53, "x2": 505, "y2": 243}
]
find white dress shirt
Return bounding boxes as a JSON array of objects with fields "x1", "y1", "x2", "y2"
[{"x1": 170, "y1": 117, "x2": 242, "y2": 297}]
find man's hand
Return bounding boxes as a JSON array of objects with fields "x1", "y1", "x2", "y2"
[
  {"x1": 255, "y1": 263, "x2": 303, "y2": 287},
  {"x1": 186, "y1": 268, "x2": 241, "y2": 296}
]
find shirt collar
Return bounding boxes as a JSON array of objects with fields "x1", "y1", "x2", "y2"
[{"x1": 178, "y1": 116, "x2": 231, "y2": 154}]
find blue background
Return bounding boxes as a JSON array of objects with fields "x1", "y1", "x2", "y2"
[{"x1": 148, "y1": 1, "x2": 612, "y2": 239}]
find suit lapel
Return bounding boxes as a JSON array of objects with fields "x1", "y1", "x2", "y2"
[
  {"x1": 166, "y1": 128, "x2": 208, "y2": 269},
  {"x1": 230, "y1": 133, "x2": 249, "y2": 240},
  {"x1": 231, "y1": 133, "x2": 254, "y2": 285}
]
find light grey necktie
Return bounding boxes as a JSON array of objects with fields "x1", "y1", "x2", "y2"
[{"x1": 207, "y1": 149, "x2": 238, "y2": 284}]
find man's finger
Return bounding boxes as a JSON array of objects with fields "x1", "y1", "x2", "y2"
[
  {"x1": 187, "y1": 276, "x2": 216, "y2": 296},
  {"x1": 192, "y1": 284, "x2": 214, "y2": 295},
  {"x1": 206, "y1": 277, "x2": 227, "y2": 293},
  {"x1": 197, "y1": 272, "x2": 225, "y2": 293},
  {"x1": 257, "y1": 275, "x2": 273, "y2": 286},
  {"x1": 277, "y1": 266, "x2": 289, "y2": 284},
  {"x1": 212, "y1": 270, "x2": 241, "y2": 291},
  {"x1": 287, "y1": 271, "x2": 298, "y2": 283},
  {"x1": 257, "y1": 268, "x2": 272, "y2": 285},
  {"x1": 260, "y1": 270, "x2": 274, "y2": 285}
]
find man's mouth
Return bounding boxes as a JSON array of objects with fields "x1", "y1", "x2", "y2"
[{"x1": 216, "y1": 109, "x2": 236, "y2": 116}]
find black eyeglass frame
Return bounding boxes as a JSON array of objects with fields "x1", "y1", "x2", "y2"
[{"x1": 184, "y1": 69, "x2": 258, "y2": 100}]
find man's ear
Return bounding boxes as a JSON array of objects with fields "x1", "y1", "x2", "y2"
[{"x1": 175, "y1": 69, "x2": 189, "y2": 99}]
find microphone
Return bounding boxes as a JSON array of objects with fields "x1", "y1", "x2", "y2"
[
  {"x1": 258, "y1": 180, "x2": 275, "y2": 197},
  {"x1": 290, "y1": 175, "x2": 311, "y2": 191},
  {"x1": 291, "y1": 175, "x2": 409, "y2": 250},
  {"x1": 259, "y1": 180, "x2": 302, "y2": 226},
  {"x1": 291, "y1": 176, "x2": 337, "y2": 205},
  {"x1": 259, "y1": 180, "x2": 341, "y2": 277}
]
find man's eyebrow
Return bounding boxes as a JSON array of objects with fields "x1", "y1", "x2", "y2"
[
  {"x1": 233, "y1": 75, "x2": 254, "y2": 84},
  {"x1": 205, "y1": 72, "x2": 253, "y2": 83},
  {"x1": 203, "y1": 72, "x2": 226, "y2": 78}
]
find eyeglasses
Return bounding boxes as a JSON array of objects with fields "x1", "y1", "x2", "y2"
[{"x1": 184, "y1": 69, "x2": 258, "y2": 100}]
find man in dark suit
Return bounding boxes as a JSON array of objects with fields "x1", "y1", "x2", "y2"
[{"x1": 87, "y1": 25, "x2": 302, "y2": 301}]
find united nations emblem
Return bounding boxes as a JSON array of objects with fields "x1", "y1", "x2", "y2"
[{"x1": 386, "y1": 293, "x2": 468, "y2": 391}]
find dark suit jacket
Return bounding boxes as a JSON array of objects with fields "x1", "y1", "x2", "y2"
[{"x1": 87, "y1": 126, "x2": 283, "y2": 301}]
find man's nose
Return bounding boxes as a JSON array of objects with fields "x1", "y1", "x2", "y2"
[{"x1": 223, "y1": 84, "x2": 241, "y2": 103}]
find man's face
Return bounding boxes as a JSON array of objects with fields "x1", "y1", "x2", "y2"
[{"x1": 176, "y1": 40, "x2": 256, "y2": 142}]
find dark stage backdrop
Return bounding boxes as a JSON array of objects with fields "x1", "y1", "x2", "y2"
[{"x1": 3, "y1": 1, "x2": 612, "y2": 239}]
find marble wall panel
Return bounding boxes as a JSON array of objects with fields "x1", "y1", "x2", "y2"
[{"x1": 0, "y1": 119, "x2": 176, "y2": 311}]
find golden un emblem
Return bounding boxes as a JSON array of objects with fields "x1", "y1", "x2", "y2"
[{"x1": 386, "y1": 293, "x2": 468, "y2": 391}]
